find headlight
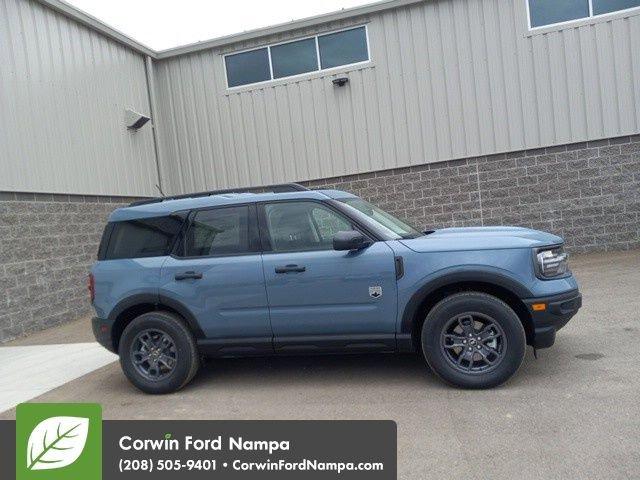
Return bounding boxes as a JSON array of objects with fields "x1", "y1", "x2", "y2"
[{"x1": 535, "y1": 246, "x2": 569, "y2": 278}]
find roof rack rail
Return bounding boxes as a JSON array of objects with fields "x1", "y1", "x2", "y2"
[{"x1": 129, "y1": 183, "x2": 309, "y2": 206}]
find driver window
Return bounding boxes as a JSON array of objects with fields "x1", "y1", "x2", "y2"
[{"x1": 264, "y1": 202, "x2": 353, "y2": 252}]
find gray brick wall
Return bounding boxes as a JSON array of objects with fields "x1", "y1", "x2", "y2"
[
  {"x1": 0, "y1": 193, "x2": 140, "y2": 343},
  {"x1": 306, "y1": 135, "x2": 640, "y2": 253},
  {"x1": 1, "y1": 135, "x2": 638, "y2": 343}
]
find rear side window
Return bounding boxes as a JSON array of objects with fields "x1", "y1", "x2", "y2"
[
  {"x1": 103, "y1": 216, "x2": 184, "y2": 260},
  {"x1": 184, "y1": 206, "x2": 251, "y2": 257}
]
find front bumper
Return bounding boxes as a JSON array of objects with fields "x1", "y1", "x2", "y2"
[
  {"x1": 523, "y1": 289, "x2": 582, "y2": 348},
  {"x1": 91, "y1": 317, "x2": 115, "y2": 353}
]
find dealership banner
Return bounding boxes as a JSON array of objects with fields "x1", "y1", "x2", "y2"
[{"x1": 1, "y1": 404, "x2": 396, "y2": 479}]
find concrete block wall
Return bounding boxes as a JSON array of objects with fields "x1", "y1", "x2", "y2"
[
  {"x1": 306, "y1": 135, "x2": 640, "y2": 253},
  {"x1": 0, "y1": 193, "x2": 138, "y2": 343}
]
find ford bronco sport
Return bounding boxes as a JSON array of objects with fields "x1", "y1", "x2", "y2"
[{"x1": 91, "y1": 183, "x2": 582, "y2": 393}]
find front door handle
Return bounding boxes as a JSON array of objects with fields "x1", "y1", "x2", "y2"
[
  {"x1": 174, "y1": 271, "x2": 203, "y2": 281},
  {"x1": 275, "y1": 264, "x2": 306, "y2": 274}
]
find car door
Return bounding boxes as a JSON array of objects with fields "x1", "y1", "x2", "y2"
[
  {"x1": 159, "y1": 203, "x2": 273, "y2": 356},
  {"x1": 259, "y1": 200, "x2": 398, "y2": 353}
]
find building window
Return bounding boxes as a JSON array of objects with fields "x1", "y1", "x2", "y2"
[
  {"x1": 271, "y1": 38, "x2": 317, "y2": 79},
  {"x1": 318, "y1": 27, "x2": 369, "y2": 69},
  {"x1": 225, "y1": 48, "x2": 270, "y2": 88},
  {"x1": 528, "y1": 0, "x2": 640, "y2": 28},
  {"x1": 224, "y1": 26, "x2": 369, "y2": 88},
  {"x1": 593, "y1": 0, "x2": 640, "y2": 14}
]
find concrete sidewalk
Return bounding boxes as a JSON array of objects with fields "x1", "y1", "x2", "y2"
[
  {"x1": 0, "y1": 314, "x2": 117, "y2": 411},
  {"x1": 0, "y1": 343, "x2": 117, "y2": 412},
  {"x1": 1, "y1": 250, "x2": 639, "y2": 479}
]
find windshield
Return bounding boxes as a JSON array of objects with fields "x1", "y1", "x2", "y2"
[{"x1": 340, "y1": 198, "x2": 423, "y2": 239}]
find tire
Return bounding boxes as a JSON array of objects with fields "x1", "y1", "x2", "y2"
[
  {"x1": 421, "y1": 292, "x2": 526, "y2": 389},
  {"x1": 119, "y1": 311, "x2": 200, "y2": 394}
]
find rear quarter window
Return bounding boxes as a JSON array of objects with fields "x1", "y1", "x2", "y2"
[{"x1": 101, "y1": 216, "x2": 184, "y2": 260}]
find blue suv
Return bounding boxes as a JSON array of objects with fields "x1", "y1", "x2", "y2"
[{"x1": 91, "y1": 183, "x2": 581, "y2": 393}]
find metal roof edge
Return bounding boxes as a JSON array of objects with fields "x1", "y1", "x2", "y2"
[
  {"x1": 155, "y1": 0, "x2": 426, "y2": 59},
  {"x1": 34, "y1": 0, "x2": 157, "y2": 57}
]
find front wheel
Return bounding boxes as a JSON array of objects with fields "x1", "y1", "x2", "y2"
[
  {"x1": 421, "y1": 292, "x2": 526, "y2": 389},
  {"x1": 119, "y1": 311, "x2": 200, "y2": 394}
]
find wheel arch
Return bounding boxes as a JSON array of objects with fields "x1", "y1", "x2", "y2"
[
  {"x1": 400, "y1": 270, "x2": 534, "y2": 351},
  {"x1": 107, "y1": 294, "x2": 205, "y2": 353}
]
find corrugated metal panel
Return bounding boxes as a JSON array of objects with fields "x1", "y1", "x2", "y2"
[
  {"x1": 0, "y1": 0, "x2": 158, "y2": 196},
  {"x1": 153, "y1": 0, "x2": 640, "y2": 195}
]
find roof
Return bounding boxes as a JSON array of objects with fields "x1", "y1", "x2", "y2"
[
  {"x1": 35, "y1": 0, "x2": 426, "y2": 59},
  {"x1": 109, "y1": 189, "x2": 356, "y2": 222}
]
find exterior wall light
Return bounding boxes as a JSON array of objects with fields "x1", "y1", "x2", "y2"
[
  {"x1": 125, "y1": 108, "x2": 151, "y2": 130},
  {"x1": 332, "y1": 77, "x2": 349, "y2": 87}
]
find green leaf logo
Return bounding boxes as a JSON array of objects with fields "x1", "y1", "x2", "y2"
[{"x1": 26, "y1": 416, "x2": 89, "y2": 471}]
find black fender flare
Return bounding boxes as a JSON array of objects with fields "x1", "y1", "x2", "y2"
[
  {"x1": 108, "y1": 293, "x2": 205, "y2": 339},
  {"x1": 399, "y1": 267, "x2": 533, "y2": 335}
]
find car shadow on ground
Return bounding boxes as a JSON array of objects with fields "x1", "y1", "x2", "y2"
[
  {"x1": 186, "y1": 342, "x2": 584, "y2": 389},
  {"x1": 191, "y1": 353, "x2": 437, "y2": 387},
  {"x1": 184, "y1": 347, "x2": 557, "y2": 392}
]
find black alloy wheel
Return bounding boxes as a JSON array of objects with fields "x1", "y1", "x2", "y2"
[
  {"x1": 130, "y1": 329, "x2": 178, "y2": 381},
  {"x1": 440, "y1": 313, "x2": 506, "y2": 374},
  {"x1": 421, "y1": 292, "x2": 526, "y2": 389}
]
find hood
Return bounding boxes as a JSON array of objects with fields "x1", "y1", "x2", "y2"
[{"x1": 400, "y1": 226, "x2": 563, "y2": 253}]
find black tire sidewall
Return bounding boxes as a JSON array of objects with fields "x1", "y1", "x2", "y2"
[
  {"x1": 421, "y1": 292, "x2": 526, "y2": 389},
  {"x1": 119, "y1": 312, "x2": 197, "y2": 394}
]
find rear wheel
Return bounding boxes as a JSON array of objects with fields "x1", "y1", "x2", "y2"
[
  {"x1": 119, "y1": 311, "x2": 199, "y2": 394},
  {"x1": 421, "y1": 292, "x2": 526, "y2": 389}
]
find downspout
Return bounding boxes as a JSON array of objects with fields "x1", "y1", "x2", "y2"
[{"x1": 144, "y1": 55, "x2": 164, "y2": 195}]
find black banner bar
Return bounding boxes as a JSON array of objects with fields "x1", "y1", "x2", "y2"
[{"x1": 2, "y1": 420, "x2": 396, "y2": 479}]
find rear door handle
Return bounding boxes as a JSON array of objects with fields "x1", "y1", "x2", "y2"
[
  {"x1": 275, "y1": 264, "x2": 306, "y2": 274},
  {"x1": 174, "y1": 271, "x2": 203, "y2": 281}
]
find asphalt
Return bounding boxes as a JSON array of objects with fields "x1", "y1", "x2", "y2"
[{"x1": 2, "y1": 250, "x2": 639, "y2": 479}]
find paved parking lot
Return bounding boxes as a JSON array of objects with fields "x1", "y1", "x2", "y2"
[{"x1": 1, "y1": 250, "x2": 639, "y2": 479}]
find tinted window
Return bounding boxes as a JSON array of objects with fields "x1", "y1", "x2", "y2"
[
  {"x1": 105, "y1": 216, "x2": 183, "y2": 260},
  {"x1": 97, "y1": 223, "x2": 114, "y2": 260},
  {"x1": 528, "y1": 0, "x2": 590, "y2": 27},
  {"x1": 592, "y1": 0, "x2": 640, "y2": 14},
  {"x1": 225, "y1": 48, "x2": 270, "y2": 87},
  {"x1": 185, "y1": 206, "x2": 250, "y2": 256},
  {"x1": 318, "y1": 27, "x2": 369, "y2": 69},
  {"x1": 271, "y1": 38, "x2": 318, "y2": 79},
  {"x1": 264, "y1": 202, "x2": 353, "y2": 252}
]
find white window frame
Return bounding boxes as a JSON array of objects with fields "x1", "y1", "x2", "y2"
[
  {"x1": 526, "y1": 0, "x2": 640, "y2": 31},
  {"x1": 223, "y1": 25, "x2": 371, "y2": 90}
]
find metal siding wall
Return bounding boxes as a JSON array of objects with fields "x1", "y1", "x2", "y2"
[
  {"x1": 0, "y1": 0, "x2": 158, "y2": 196},
  {"x1": 153, "y1": 0, "x2": 640, "y2": 194}
]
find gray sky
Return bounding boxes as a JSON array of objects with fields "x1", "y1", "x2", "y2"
[{"x1": 66, "y1": 0, "x2": 374, "y2": 51}]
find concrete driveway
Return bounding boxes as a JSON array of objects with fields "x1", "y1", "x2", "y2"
[{"x1": 1, "y1": 250, "x2": 639, "y2": 479}]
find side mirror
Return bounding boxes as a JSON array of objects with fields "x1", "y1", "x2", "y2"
[{"x1": 333, "y1": 231, "x2": 369, "y2": 251}]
